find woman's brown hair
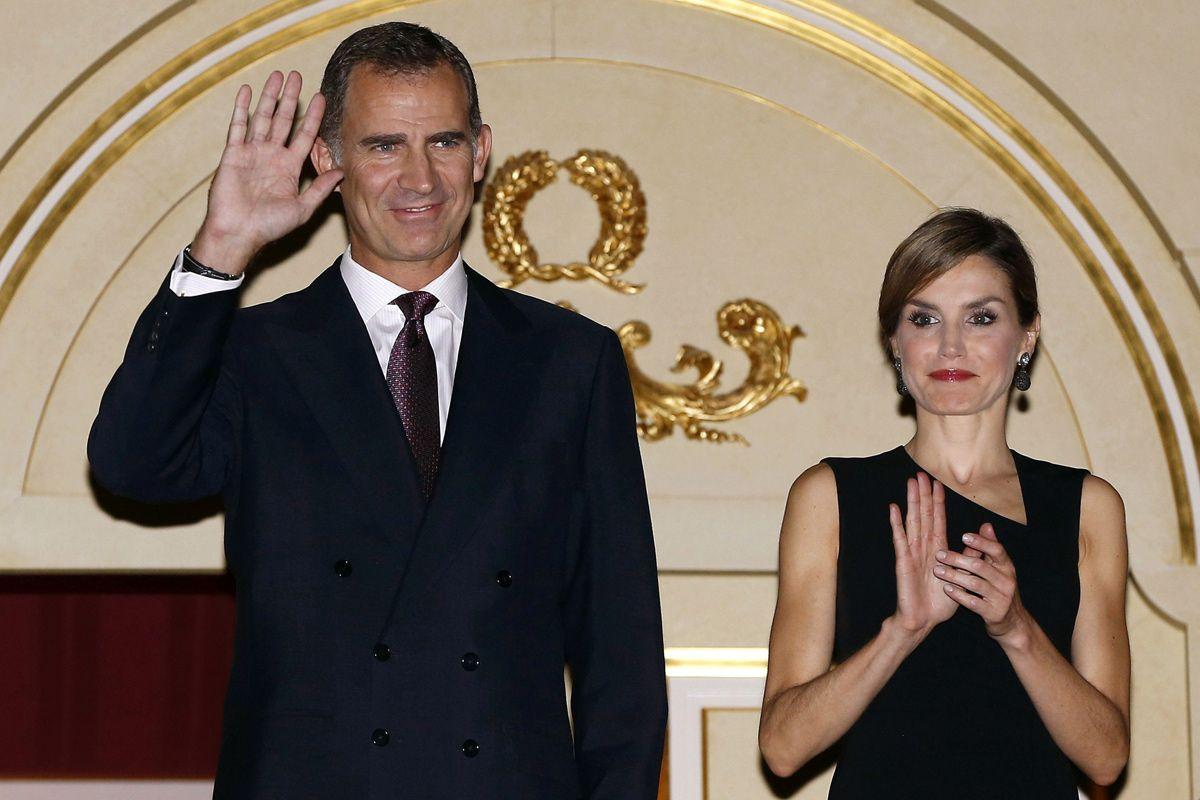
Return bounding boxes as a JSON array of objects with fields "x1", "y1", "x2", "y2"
[{"x1": 878, "y1": 208, "x2": 1039, "y2": 353}]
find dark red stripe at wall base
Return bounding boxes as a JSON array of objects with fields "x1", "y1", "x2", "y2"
[{"x1": 0, "y1": 575, "x2": 235, "y2": 778}]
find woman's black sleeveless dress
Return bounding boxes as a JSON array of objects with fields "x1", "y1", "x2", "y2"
[{"x1": 821, "y1": 446, "x2": 1089, "y2": 799}]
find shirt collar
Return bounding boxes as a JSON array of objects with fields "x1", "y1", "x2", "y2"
[{"x1": 339, "y1": 244, "x2": 468, "y2": 323}]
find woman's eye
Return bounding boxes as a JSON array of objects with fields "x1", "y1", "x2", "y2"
[
  {"x1": 969, "y1": 311, "x2": 997, "y2": 325},
  {"x1": 907, "y1": 312, "x2": 937, "y2": 327}
]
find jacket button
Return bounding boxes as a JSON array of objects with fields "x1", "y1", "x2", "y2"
[
  {"x1": 460, "y1": 652, "x2": 479, "y2": 671},
  {"x1": 373, "y1": 643, "x2": 391, "y2": 662},
  {"x1": 334, "y1": 560, "x2": 353, "y2": 577},
  {"x1": 372, "y1": 728, "x2": 389, "y2": 746},
  {"x1": 461, "y1": 739, "x2": 479, "y2": 757},
  {"x1": 495, "y1": 570, "x2": 512, "y2": 588}
]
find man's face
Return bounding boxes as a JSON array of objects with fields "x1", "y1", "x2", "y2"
[{"x1": 314, "y1": 63, "x2": 491, "y2": 275}]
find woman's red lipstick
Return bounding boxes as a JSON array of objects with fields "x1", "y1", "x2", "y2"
[{"x1": 929, "y1": 369, "x2": 977, "y2": 381}]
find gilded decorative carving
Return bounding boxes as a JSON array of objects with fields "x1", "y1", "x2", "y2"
[
  {"x1": 483, "y1": 148, "x2": 805, "y2": 444},
  {"x1": 482, "y1": 149, "x2": 647, "y2": 294},
  {"x1": 619, "y1": 301, "x2": 806, "y2": 444}
]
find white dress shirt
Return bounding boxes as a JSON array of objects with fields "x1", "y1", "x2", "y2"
[{"x1": 169, "y1": 245, "x2": 468, "y2": 442}]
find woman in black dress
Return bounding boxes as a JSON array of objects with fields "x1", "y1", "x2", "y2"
[{"x1": 758, "y1": 208, "x2": 1130, "y2": 798}]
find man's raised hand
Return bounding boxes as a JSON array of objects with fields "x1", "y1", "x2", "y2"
[{"x1": 190, "y1": 71, "x2": 344, "y2": 275}]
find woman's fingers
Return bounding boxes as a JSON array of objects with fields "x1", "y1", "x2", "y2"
[
  {"x1": 889, "y1": 503, "x2": 908, "y2": 561},
  {"x1": 917, "y1": 472, "x2": 933, "y2": 537},
  {"x1": 942, "y1": 582, "x2": 993, "y2": 616},
  {"x1": 934, "y1": 549, "x2": 1008, "y2": 588},
  {"x1": 963, "y1": 525, "x2": 1007, "y2": 564},
  {"x1": 248, "y1": 71, "x2": 285, "y2": 141},
  {"x1": 905, "y1": 478, "x2": 919, "y2": 545},
  {"x1": 931, "y1": 479, "x2": 947, "y2": 546},
  {"x1": 932, "y1": 563, "x2": 987, "y2": 595}
]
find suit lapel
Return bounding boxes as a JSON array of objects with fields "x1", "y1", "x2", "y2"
[
  {"x1": 386, "y1": 265, "x2": 544, "y2": 625},
  {"x1": 263, "y1": 262, "x2": 425, "y2": 544}
]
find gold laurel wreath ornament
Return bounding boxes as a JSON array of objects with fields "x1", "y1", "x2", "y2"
[
  {"x1": 481, "y1": 149, "x2": 807, "y2": 444},
  {"x1": 482, "y1": 149, "x2": 647, "y2": 294}
]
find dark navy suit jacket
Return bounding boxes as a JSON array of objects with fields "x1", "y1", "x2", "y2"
[{"x1": 88, "y1": 259, "x2": 667, "y2": 799}]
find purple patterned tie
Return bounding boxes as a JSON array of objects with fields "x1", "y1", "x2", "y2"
[{"x1": 386, "y1": 291, "x2": 440, "y2": 500}]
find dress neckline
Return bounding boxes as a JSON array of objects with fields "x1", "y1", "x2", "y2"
[{"x1": 896, "y1": 445, "x2": 1030, "y2": 529}]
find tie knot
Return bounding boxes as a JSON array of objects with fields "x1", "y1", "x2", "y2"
[{"x1": 394, "y1": 290, "x2": 438, "y2": 321}]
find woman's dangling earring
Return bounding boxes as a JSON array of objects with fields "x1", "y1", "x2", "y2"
[
  {"x1": 894, "y1": 357, "x2": 908, "y2": 396},
  {"x1": 1014, "y1": 352, "x2": 1032, "y2": 391}
]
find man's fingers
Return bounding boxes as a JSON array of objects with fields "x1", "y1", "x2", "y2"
[
  {"x1": 267, "y1": 71, "x2": 303, "y2": 144},
  {"x1": 248, "y1": 71, "x2": 285, "y2": 141},
  {"x1": 227, "y1": 84, "x2": 253, "y2": 145},
  {"x1": 289, "y1": 92, "x2": 327, "y2": 158},
  {"x1": 298, "y1": 168, "x2": 344, "y2": 216}
]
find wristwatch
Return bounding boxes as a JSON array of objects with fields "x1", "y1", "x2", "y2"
[{"x1": 182, "y1": 246, "x2": 240, "y2": 281}]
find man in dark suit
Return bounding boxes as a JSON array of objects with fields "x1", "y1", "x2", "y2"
[{"x1": 88, "y1": 22, "x2": 666, "y2": 800}]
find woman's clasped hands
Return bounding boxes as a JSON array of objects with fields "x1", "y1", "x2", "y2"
[{"x1": 889, "y1": 472, "x2": 1031, "y2": 644}]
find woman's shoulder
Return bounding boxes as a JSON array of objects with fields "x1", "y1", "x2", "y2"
[
  {"x1": 818, "y1": 445, "x2": 906, "y2": 470},
  {"x1": 1011, "y1": 449, "x2": 1090, "y2": 478},
  {"x1": 817, "y1": 446, "x2": 907, "y2": 483}
]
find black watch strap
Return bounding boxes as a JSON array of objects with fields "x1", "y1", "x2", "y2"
[{"x1": 182, "y1": 247, "x2": 240, "y2": 281}]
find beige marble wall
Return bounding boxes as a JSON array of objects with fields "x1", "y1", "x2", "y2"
[{"x1": 0, "y1": 1, "x2": 1196, "y2": 796}]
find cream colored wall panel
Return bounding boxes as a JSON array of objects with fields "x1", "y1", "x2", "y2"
[
  {"x1": 0, "y1": 159, "x2": 176, "y2": 506},
  {"x1": 706, "y1": 708, "x2": 833, "y2": 799},
  {"x1": 1124, "y1": 580, "x2": 1191, "y2": 797},
  {"x1": 0, "y1": 496, "x2": 223, "y2": 571},
  {"x1": 930, "y1": 0, "x2": 1200, "y2": 253},
  {"x1": 0, "y1": 0, "x2": 246, "y2": 225},
  {"x1": 554, "y1": 0, "x2": 993, "y2": 206},
  {"x1": 660, "y1": 574, "x2": 777, "y2": 647},
  {"x1": 0, "y1": 0, "x2": 177, "y2": 152}
]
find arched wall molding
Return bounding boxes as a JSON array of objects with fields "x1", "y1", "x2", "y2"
[{"x1": 1, "y1": 0, "x2": 1194, "y2": 565}]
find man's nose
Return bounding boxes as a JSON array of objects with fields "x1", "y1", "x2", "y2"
[{"x1": 398, "y1": 149, "x2": 436, "y2": 195}]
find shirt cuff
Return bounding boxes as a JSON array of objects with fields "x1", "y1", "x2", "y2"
[{"x1": 168, "y1": 248, "x2": 245, "y2": 297}]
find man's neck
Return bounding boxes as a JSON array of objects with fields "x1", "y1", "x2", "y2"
[{"x1": 349, "y1": 244, "x2": 460, "y2": 291}]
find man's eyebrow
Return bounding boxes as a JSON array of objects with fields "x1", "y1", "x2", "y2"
[
  {"x1": 428, "y1": 130, "x2": 468, "y2": 143},
  {"x1": 359, "y1": 133, "x2": 407, "y2": 147}
]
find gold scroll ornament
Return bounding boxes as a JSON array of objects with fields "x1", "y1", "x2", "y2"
[{"x1": 481, "y1": 149, "x2": 807, "y2": 443}]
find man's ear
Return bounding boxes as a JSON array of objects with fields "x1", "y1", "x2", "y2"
[
  {"x1": 311, "y1": 137, "x2": 339, "y2": 189},
  {"x1": 472, "y1": 124, "x2": 492, "y2": 183}
]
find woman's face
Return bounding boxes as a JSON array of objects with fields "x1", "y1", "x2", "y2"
[{"x1": 891, "y1": 254, "x2": 1039, "y2": 417}]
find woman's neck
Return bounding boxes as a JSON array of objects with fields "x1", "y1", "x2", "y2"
[{"x1": 907, "y1": 404, "x2": 1013, "y2": 486}]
